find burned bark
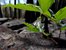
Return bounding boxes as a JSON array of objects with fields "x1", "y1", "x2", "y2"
[{"x1": 24, "y1": 0, "x2": 40, "y2": 23}]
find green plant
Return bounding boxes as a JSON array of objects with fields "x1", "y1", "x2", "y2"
[
  {"x1": 23, "y1": 22, "x2": 39, "y2": 32},
  {"x1": 2, "y1": 0, "x2": 66, "y2": 36},
  {"x1": 23, "y1": 22, "x2": 49, "y2": 36}
]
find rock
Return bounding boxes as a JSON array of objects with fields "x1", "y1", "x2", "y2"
[
  {"x1": 8, "y1": 24, "x2": 25, "y2": 30},
  {"x1": 0, "y1": 25, "x2": 16, "y2": 48},
  {"x1": 61, "y1": 19, "x2": 66, "y2": 24},
  {"x1": 2, "y1": 19, "x2": 25, "y2": 30},
  {"x1": 0, "y1": 18, "x2": 11, "y2": 24},
  {"x1": 60, "y1": 31, "x2": 66, "y2": 40},
  {"x1": 13, "y1": 27, "x2": 28, "y2": 33},
  {"x1": 52, "y1": 30, "x2": 60, "y2": 38}
]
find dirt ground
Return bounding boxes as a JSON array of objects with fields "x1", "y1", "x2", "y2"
[{"x1": 0, "y1": 18, "x2": 66, "y2": 50}]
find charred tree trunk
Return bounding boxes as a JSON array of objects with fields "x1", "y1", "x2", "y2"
[
  {"x1": 4, "y1": 0, "x2": 9, "y2": 18},
  {"x1": 13, "y1": 0, "x2": 17, "y2": 19},
  {"x1": 24, "y1": 0, "x2": 35, "y2": 23},
  {"x1": 55, "y1": 0, "x2": 59, "y2": 12},
  {"x1": 34, "y1": 0, "x2": 40, "y2": 21},
  {"x1": 24, "y1": 0, "x2": 40, "y2": 23},
  {"x1": 9, "y1": 0, "x2": 13, "y2": 18},
  {"x1": 51, "y1": 0, "x2": 66, "y2": 13},
  {"x1": 50, "y1": 0, "x2": 59, "y2": 13},
  {"x1": 18, "y1": 0, "x2": 21, "y2": 19},
  {"x1": 0, "y1": 5, "x2": 3, "y2": 17},
  {"x1": 58, "y1": 0, "x2": 66, "y2": 9}
]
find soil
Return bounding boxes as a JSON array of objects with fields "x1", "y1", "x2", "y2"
[{"x1": 0, "y1": 18, "x2": 66, "y2": 50}]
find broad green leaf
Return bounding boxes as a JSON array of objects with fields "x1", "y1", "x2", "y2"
[
  {"x1": 2, "y1": 4, "x2": 15, "y2": 8},
  {"x1": 38, "y1": 0, "x2": 54, "y2": 12},
  {"x1": 23, "y1": 22, "x2": 50, "y2": 36},
  {"x1": 61, "y1": 26, "x2": 66, "y2": 30},
  {"x1": 23, "y1": 22, "x2": 39, "y2": 32},
  {"x1": 43, "y1": 11, "x2": 51, "y2": 17},
  {"x1": 43, "y1": 11, "x2": 58, "y2": 23},
  {"x1": 55, "y1": 7, "x2": 66, "y2": 21},
  {"x1": 2, "y1": 3, "x2": 40, "y2": 12}
]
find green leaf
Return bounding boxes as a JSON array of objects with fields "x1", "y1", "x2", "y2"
[
  {"x1": 43, "y1": 11, "x2": 51, "y2": 17},
  {"x1": 2, "y1": 3, "x2": 40, "y2": 12},
  {"x1": 38, "y1": 0, "x2": 54, "y2": 12},
  {"x1": 2, "y1": 4, "x2": 15, "y2": 8},
  {"x1": 55, "y1": 7, "x2": 66, "y2": 21},
  {"x1": 61, "y1": 26, "x2": 66, "y2": 30},
  {"x1": 23, "y1": 22, "x2": 39, "y2": 32}
]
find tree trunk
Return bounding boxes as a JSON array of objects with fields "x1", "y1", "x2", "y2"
[
  {"x1": 13, "y1": 0, "x2": 17, "y2": 19},
  {"x1": 24, "y1": 0, "x2": 40, "y2": 23},
  {"x1": 0, "y1": 5, "x2": 3, "y2": 17},
  {"x1": 55, "y1": 0, "x2": 59, "y2": 12},
  {"x1": 58, "y1": 0, "x2": 66, "y2": 9},
  {"x1": 18, "y1": 0, "x2": 21, "y2": 19},
  {"x1": 4, "y1": 0, "x2": 9, "y2": 18},
  {"x1": 9, "y1": 0, "x2": 13, "y2": 18}
]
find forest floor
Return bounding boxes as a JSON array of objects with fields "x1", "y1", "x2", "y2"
[{"x1": 0, "y1": 18, "x2": 66, "y2": 50}]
